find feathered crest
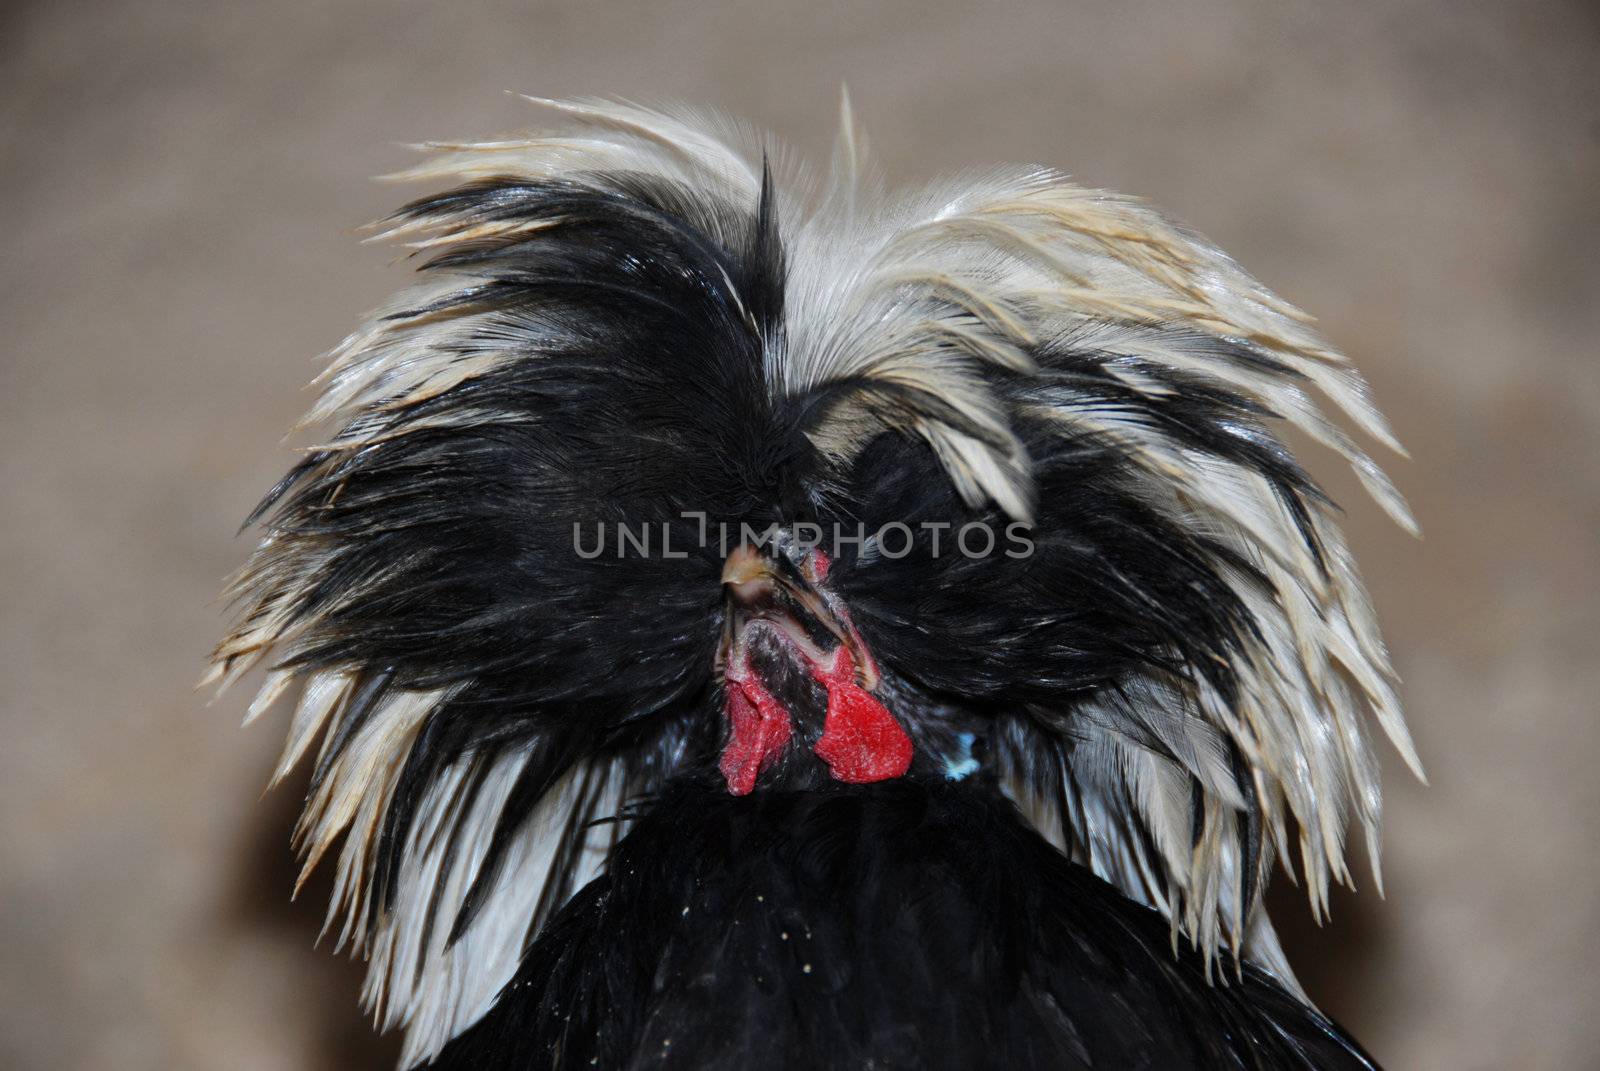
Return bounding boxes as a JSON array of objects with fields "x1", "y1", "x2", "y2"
[{"x1": 211, "y1": 96, "x2": 1417, "y2": 1063}]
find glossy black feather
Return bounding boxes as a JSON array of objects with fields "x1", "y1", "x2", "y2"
[{"x1": 429, "y1": 780, "x2": 1378, "y2": 1071}]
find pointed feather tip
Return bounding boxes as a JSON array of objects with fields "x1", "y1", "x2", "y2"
[
  {"x1": 512, "y1": 90, "x2": 557, "y2": 108},
  {"x1": 512, "y1": 92, "x2": 638, "y2": 126},
  {"x1": 1366, "y1": 840, "x2": 1387, "y2": 899},
  {"x1": 200, "y1": 655, "x2": 254, "y2": 701},
  {"x1": 373, "y1": 153, "x2": 459, "y2": 185},
  {"x1": 1402, "y1": 746, "x2": 1429, "y2": 786},
  {"x1": 363, "y1": 142, "x2": 442, "y2": 185},
  {"x1": 195, "y1": 659, "x2": 225, "y2": 694},
  {"x1": 835, "y1": 83, "x2": 860, "y2": 163},
  {"x1": 1376, "y1": 707, "x2": 1427, "y2": 784}
]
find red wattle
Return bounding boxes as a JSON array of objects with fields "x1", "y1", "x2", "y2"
[
  {"x1": 719, "y1": 673, "x2": 793, "y2": 796},
  {"x1": 810, "y1": 648, "x2": 913, "y2": 784}
]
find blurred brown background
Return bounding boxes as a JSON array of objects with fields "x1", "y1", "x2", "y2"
[{"x1": 2, "y1": 1, "x2": 1596, "y2": 1067}]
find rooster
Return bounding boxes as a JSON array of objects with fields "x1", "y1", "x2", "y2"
[{"x1": 210, "y1": 97, "x2": 1422, "y2": 1069}]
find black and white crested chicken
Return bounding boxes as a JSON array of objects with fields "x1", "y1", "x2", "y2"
[{"x1": 210, "y1": 97, "x2": 1422, "y2": 1070}]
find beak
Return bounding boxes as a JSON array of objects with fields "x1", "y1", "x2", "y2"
[{"x1": 720, "y1": 544, "x2": 879, "y2": 690}]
